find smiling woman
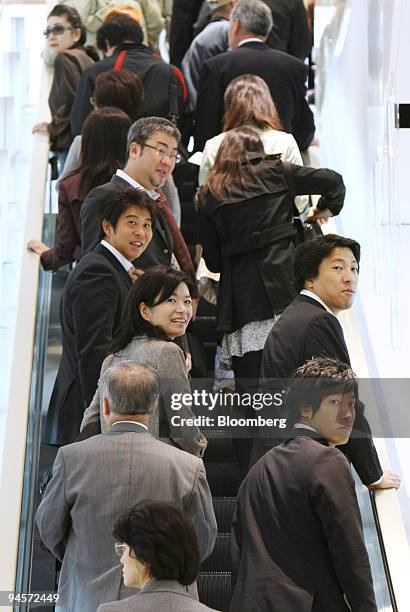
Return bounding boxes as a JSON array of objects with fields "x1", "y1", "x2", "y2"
[{"x1": 80, "y1": 266, "x2": 207, "y2": 457}]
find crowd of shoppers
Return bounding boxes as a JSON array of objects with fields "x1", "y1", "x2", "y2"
[{"x1": 27, "y1": 1, "x2": 401, "y2": 611}]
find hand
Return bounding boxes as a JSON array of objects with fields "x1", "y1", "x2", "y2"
[
  {"x1": 185, "y1": 352, "x2": 192, "y2": 373},
  {"x1": 368, "y1": 469, "x2": 401, "y2": 490},
  {"x1": 128, "y1": 267, "x2": 144, "y2": 283},
  {"x1": 27, "y1": 239, "x2": 49, "y2": 255},
  {"x1": 32, "y1": 121, "x2": 49, "y2": 134},
  {"x1": 305, "y1": 206, "x2": 333, "y2": 225}
]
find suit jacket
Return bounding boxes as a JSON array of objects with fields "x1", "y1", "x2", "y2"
[
  {"x1": 263, "y1": 0, "x2": 311, "y2": 60},
  {"x1": 260, "y1": 294, "x2": 383, "y2": 485},
  {"x1": 97, "y1": 579, "x2": 220, "y2": 612},
  {"x1": 80, "y1": 175, "x2": 194, "y2": 274},
  {"x1": 42, "y1": 244, "x2": 132, "y2": 446},
  {"x1": 194, "y1": 41, "x2": 315, "y2": 152},
  {"x1": 230, "y1": 431, "x2": 377, "y2": 612},
  {"x1": 36, "y1": 422, "x2": 217, "y2": 612},
  {"x1": 81, "y1": 335, "x2": 207, "y2": 457},
  {"x1": 169, "y1": 0, "x2": 205, "y2": 66}
]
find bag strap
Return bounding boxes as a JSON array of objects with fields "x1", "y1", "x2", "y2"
[{"x1": 114, "y1": 50, "x2": 127, "y2": 71}]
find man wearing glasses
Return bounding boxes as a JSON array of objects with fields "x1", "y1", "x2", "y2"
[{"x1": 81, "y1": 116, "x2": 194, "y2": 276}]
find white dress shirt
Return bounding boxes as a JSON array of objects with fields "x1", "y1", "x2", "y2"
[
  {"x1": 115, "y1": 169, "x2": 160, "y2": 201},
  {"x1": 237, "y1": 37, "x2": 265, "y2": 47},
  {"x1": 100, "y1": 240, "x2": 134, "y2": 272},
  {"x1": 111, "y1": 420, "x2": 148, "y2": 430},
  {"x1": 300, "y1": 289, "x2": 335, "y2": 315}
]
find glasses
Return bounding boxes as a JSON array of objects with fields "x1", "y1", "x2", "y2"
[
  {"x1": 143, "y1": 143, "x2": 182, "y2": 165},
  {"x1": 43, "y1": 25, "x2": 74, "y2": 38},
  {"x1": 114, "y1": 543, "x2": 126, "y2": 557}
]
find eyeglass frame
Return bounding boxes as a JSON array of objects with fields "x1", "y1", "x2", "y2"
[
  {"x1": 141, "y1": 142, "x2": 182, "y2": 165},
  {"x1": 43, "y1": 25, "x2": 75, "y2": 38}
]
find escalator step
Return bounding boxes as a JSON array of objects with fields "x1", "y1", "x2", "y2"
[
  {"x1": 205, "y1": 462, "x2": 242, "y2": 497},
  {"x1": 213, "y1": 498, "x2": 236, "y2": 533},
  {"x1": 198, "y1": 572, "x2": 232, "y2": 612},
  {"x1": 201, "y1": 533, "x2": 231, "y2": 572},
  {"x1": 190, "y1": 317, "x2": 217, "y2": 344},
  {"x1": 203, "y1": 437, "x2": 236, "y2": 462}
]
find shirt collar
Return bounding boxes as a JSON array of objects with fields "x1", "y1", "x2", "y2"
[
  {"x1": 101, "y1": 239, "x2": 133, "y2": 272},
  {"x1": 111, "y1": 420, "x2": 149, "y2": 430},
  {"x1": 300, "y1": 289, "x2": 335, "y2": 316},
  {"x1": 116, "y1": 169, "x2": 160, "y2": 200},
  {"x1": 237, "y1": 37, "x2": 265, "y2": 47}
]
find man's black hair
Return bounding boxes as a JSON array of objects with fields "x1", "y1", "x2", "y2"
[
  {"x1": 285, "y1": 356, "x2": 358, "y2": 426},
  {"x1": 97, "y1": 15, "x2": 144, "y2": 52}
]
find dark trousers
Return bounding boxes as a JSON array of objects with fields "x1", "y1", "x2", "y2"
[{"x1": 232, "y1": 350, "x2": 263, "y2": 478}]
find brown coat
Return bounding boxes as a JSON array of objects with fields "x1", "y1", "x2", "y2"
[
  {"x1": 48, "y1": 47, "x2": 95, "y2": 152},
  {"x1": 41, "y1": 170, "x2": 88, "y2": 271}
]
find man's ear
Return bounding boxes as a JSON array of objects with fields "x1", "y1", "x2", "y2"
[
  {"x1": 129, "y1": 141, "x2": 141, "y2": 159},
  {"x1": 299, "y1": 405, "x2": 313, "y2": 420},
  {"x1": 102, "y1": 218, "x2": 112, "y2": 240},
  {"x1": 304, "y1": 277, "x2": 315, "y2": 291}
]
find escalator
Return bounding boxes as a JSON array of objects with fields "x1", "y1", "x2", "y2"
[{"x1": 8, "y1": 182, "x2": 407, "y2": 610}]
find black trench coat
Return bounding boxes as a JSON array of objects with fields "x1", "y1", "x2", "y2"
[{"x1": 198, "y1": 155, "x2": 345, "y2": 335}]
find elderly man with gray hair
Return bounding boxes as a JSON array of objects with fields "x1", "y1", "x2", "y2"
[
  {"x1": 36, "y1": 361, "x2": 217, "y2": 612},
  {"x1": 194, "y1": 0, "x2": 315, "y2": 151}
]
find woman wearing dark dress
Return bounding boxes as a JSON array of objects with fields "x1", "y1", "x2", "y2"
[
  {"x1": 27, "y1": 107, "x2": 131, "y2": 270},
  {"x1": 32, "y1": 4, "x2": 97, "y2": 155}
]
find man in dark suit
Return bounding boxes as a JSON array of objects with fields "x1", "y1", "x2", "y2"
[
  {"x1": 70, "y1": 15, "x2": 188, "y2": 137},
  {"x1": 43, "y1": 189, "x2": 154, "y2": 446},
  {"x1": 169, "y1": 0, "x2": 205, "y2": 67},
  {"x1": 263, "y1": 0, "x2": 311, "y2": 60},
  {"x1": 37, "y1": 361, "x2": 217, "y2": 612},
  {"x1": 194, "y1": 0, "x2": 315, "y2": 151},
  {"x1": 261, "y1": 233, "x2": 400, "y2": 489},
  {"x1": 231, "y1": 357, "x2": 378, "y2": 612},
  {"x1": 81, "y1": 117, "x2": 194, "y2": 276}
]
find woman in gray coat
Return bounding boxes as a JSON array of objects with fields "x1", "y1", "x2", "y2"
[
  {"x1": 97, "y1": 501, "x2": 219, "y2": 611},
  {"x1": 81, "y1": 267, "x2": 206, "y2": 456}
]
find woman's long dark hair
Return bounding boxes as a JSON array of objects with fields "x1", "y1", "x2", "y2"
[
  {"x1": 74, "y1": 107, "x2": 131, "y2": 195},
  {"x1": 204, "y1": 126, "x2": 265, "y2": 200},
  {"x1": 111, "y1": 267, "x2": 197, "y2": 354}
]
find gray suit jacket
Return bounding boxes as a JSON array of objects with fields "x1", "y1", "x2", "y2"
[
  {"x1": 80, "y1": 335, "x2": 207, "y2": 457},
  {"x1": 36, "y1": 423, "x2": 217, "y2": 612},
  {"x1": 97, "y1": 579, "x2": 220, "y2": 611}
]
